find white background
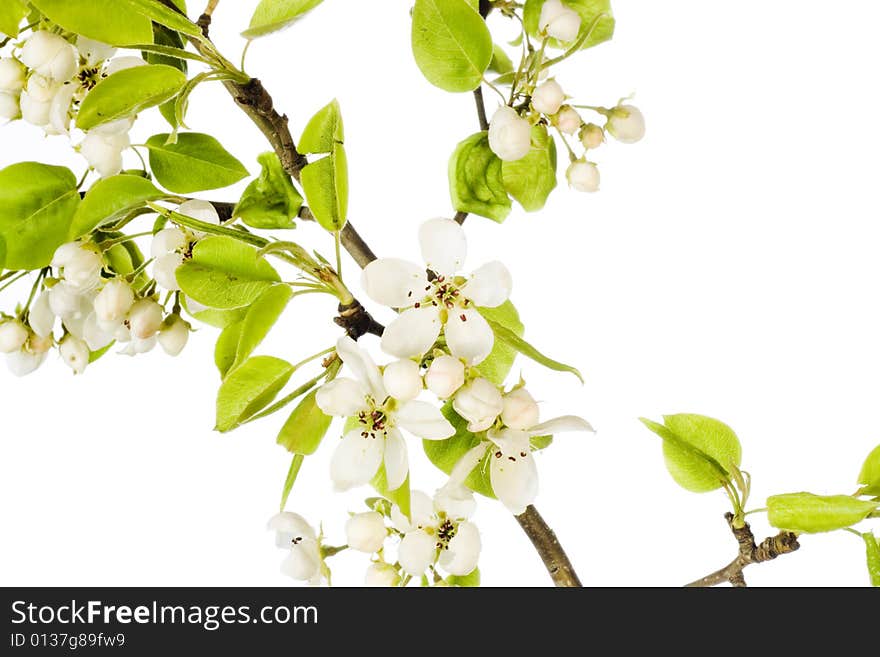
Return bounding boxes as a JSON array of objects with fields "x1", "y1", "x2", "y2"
[{"x1": 2, "y1": 1, "x2": 879, "y2": 587}]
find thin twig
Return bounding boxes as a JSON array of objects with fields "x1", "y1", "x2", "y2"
[{"x1": 515, "y1": 505, "x2": 582, "y2": 587}]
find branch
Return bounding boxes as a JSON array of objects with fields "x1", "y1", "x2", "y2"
[
  {"x1": 515, "y1": 505, "x2": 582, "y2": 587},
  {"x1": 685, "y1": 513, "x2": 800, "y2": 587}
]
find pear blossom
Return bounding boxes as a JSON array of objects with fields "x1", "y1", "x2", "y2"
[
  {"x1": 52, "y1": 241, "x2": 104, "y2": 290},
  {"x1": 453, "y1": 377, "x2": 503, "y2": 432},
  {"x1": 0, "y1": 320, "x2": 29, "y2": 353},
  {"x1": 157, "y1": 315, "x2": 190, "y2": 356},
  {"x1": 76, "y1": 37, "x2": 116, "y2": 67},
  {"x1": 364, "y1": 561, "x2": 400, "y2": 587},
  {"x1": 316, "y1": 337, "x2": 454, "y2": 491},
  {"x1": 82, "y1": 312, "x2": 115, "y2": 351},
  {"x1": 553, "y1": 105, "x2": 582, "y2": 135},
  {"x1": 19, "y1": 75, "x2": 58, "y2": 126},
  {"x1": 0, "y1": 92, "x2": 20, "y2": 120},
  {"x1": 566, "y1": 160, "x2": 600, "y2": 193},
  {"x1": 488, "y1": 106, "x2": 532, "y2": 161},
  {"x1": 105, "y1": 56, "x2": 147, "y2": 76},
  {"x1": 361, "y1": 218, "x2": 512, "y2": 365},
  {"x1": 579, "y1": 123, "x2": 605, "y2": 150},
  {"x1": 28, "y1": 292, "x2": 55, "y2": 338},
  {"x1": 5, "y1": 332, "x2": 52, "y2": 377},
  {"x1": 606, "y1": 104, "x2": 646, "y2": 144},
  {"x1": 539, "y1": 0, "x2": 582, "y2": 43},
  {"x1": 0, "y1": 57, "x2": 26, "y2": 93},
  {"x1": 381, "y1": 359, "x2": 422, "y2": 402},
  {"x1": 268, "y1": 512, "x2": 323, "y2": 584},
  {"x1": 176, "y1": 200, "x2": 221, "y2": 239},
  {"x1": 93, "y1": 279, "x2": 134, "y2": 324},
  {"x1": 20, "y1": 31, "x2": 78, "y2": 81},
  {"x1": 127, "y1": 299, "x2": 164, "y2": 340},
  {"x1": 425, "y1": 354, "x2": 466, "y2": 399},
  {"x1": 345, "y1": 511, "x2": 387, "y2": 553},
  {"x1": 59, "y1": 334, "x2": 89, "y2": 375},
  {"x1": 80, "y1": 130, "x2": 130, "y2": 178},
  {"x1": 531, "y1": 79, "x2": 565, "y2": 116}
]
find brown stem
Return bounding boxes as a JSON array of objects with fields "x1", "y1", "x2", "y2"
[
  {"x1": 515, "y1": 505, "x2": 582, "y2": 587},
  {"x1": 685, "y1": 513, "x2": 800, "y2": 587}
]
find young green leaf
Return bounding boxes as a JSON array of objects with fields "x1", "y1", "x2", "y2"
[
  {"x1": 411, "y1": 0, "x2": 493, "y2": 92},
  {"x1": 501, "y1": 125, "x2": 558, "y2": 212},
  {"x1": 372, "y1": 467, "x2": 412, "y2": 520},
  {"x1": 300, "y1": 144, "x2": 348, "y2": 232},
  {"x1": 243, "y1": 0, "x2": 325, "y2": 39},
  {"x1": 0, "y1": 162, "x2": 79, "y2": 270},
  {"x1": 122, "y1": 0, "x2": 203, "y2": 38},
  {"x1": 449, "y1": 132, "x2": 512, "y2": 223},
  {"x1": 447, "y1": 567, "x2": 480, "y2": 587},
  {"x1": 145, "y1": 133, "x2": 249, "y2": 193},
  {"x1": 29, "y1": 0, "x2": 154, "y2": 45},
  {"x1": 76, "y1": 65, "x2": 186, "y2": 131},
  {"x1": 639, "y1": 415, "x2": 740, "y2": 493},
  {"x1": 234, "y1": 152, "x2": 304, "y2": 230},
  {"x1": 215, "y1": 355, "x2": 294, "y2": 432},
  {"x1": 72, "y1": 175, "x2": 165, "y2": 238},
  {"x1": 233, "y1": 284, "x2": 294, "y2": 369},
  {"x1": 857, "y1": 444, "x2": 880, "y2": 496},
  {"x1": 489, "y1": 44, "x2": 514, "y2": 75},
  {"x1": 214, "y1": 320, "x2": 243, "y2": 379},
  {"x1": 863, "y1": 532, "x2": 880, "y2": 587},
  {"x1": 0, "y1": 0, "x2": 27, "y2": 38},
  {"x1": 0, "y1": 236, "x2": 6, "y2": 271},
  {"x1": 182, "y1": 296, "x2": 247, "y2": 328},
  {"x1": 476, "y1": 300, "x2": 523, "y2": 385},
  {"x1": 177, "y1": 236, "x2": 281, "y2": 309},
  {"x1": 483, "y1": 314, "x2": 583, "y2": 382},
  {"x1": 280, "y1": 453, "x2": 305, "y2": 511},
  {"x1": 299, "y1": 99, "x2": 344, "y2": 155},
  {"x1": 277, "y1": 389, "x2": 333, "y2": 455},
  {"x1": 767, "y1": 493, "x2": 880, "y2": 533},
  {"x1": 423, "y1": 402, "x2": 495, "y2": 499},
  {"x1": 522, "y1": 0, "x2": 615, "y2": 52}
]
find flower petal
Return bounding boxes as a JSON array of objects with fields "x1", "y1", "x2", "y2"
[
  {"x1": 434, "y1": 483, "x2": 477, "y2": 520},
  {"x1": 315, "y1": 377, "x2": 366, "y2": 417},
  {"x1": 396, "y1": 400, "x2": 455, "y2": 440},
  {"x1": 398, "y1": 529, "x2": 437, "y2": 576},
  {"x1": 490, "y1": 441, "x2": 538, "y2": 515},
  {"x1": 462, "y1": 261, "x2": 512, "y2": 308},
  {"x1": 380, "y1": 306, "x2": 442, "y2": 359},
  {"x1": 383, "y1": 428, "x2": 409, "y2": 492},
  {"x1": 330, "y1": 429, "x2": 385, "y2": 490},
  {"x1": 439, "y1": 521, "x2": 481, "y2": 576},
  {"x1": 527, "y1": 415, "x2": 595, "y2": 436},
  {"x1": 447, "y1": 443, "x2": 488, "y2": 488},
  {"x1": 419, "y1": 218, "x2": 467, "y2": 276},
  {"x1": 361, "y1": 258, "x2": 428, "y2": 308},
  {"x1": 391, "y1": 490, "x2": 434, "y2": 533},
  {"x1": 336, "y1": 336, "x2": 385, "y2": 399},
  {"x1": 280, "y1": 540, "x2": 321, "y2": 581},
  {"x1": 445, "y1": 308, "x2": 494, "y2": 366}
]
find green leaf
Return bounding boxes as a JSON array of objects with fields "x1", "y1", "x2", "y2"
[
  {"x1": 73, "y1": 175, "x2": 165, "y2": 238},
  {"x1": 476, "y1": 301, "x2": 523, "y2": 385},
  {"x1": 483, "y1": 313, "x2": 582, "y2": 382},
  {"x1": 214, "y1": 320, "x2": 243, "y2": 379},
  {"x1": 639, "y1": 415, "x2": 741, "y2": 493},
  {"x1": 280, "y1": 453, "x2": 305, "y2": 511},
  {"x1": 145, "y1": 132, "x2": 248, "y2": 193},
  {"x1": 858, "y1": 444, "x2": 880, "y2": 496},
  {"x1": 767, "y1": 493, "x2": 880, "y2": 534},
  {"x1": 243, "y1": 0, "x2": 325, "y2": 39},
  {"x1": 76, "y1": 64, "x2": 186, "y2": 131},
  {"x1": 234, "y1": 284, "x2": 293, "y2": 368},
  {"x1": 522, "y1": 0, "x2": 615, "y2": 51},
  {"x1": 0, "y1": 162, "x2": 79, "y2": 270},
  {"x1": 29, "y1": 0, "x2": 154, "y2": 45},
  {"x1": 411, "y1": 0, "x2": 493, "y2": 93},
  {"x1": 447, "y1": 567, "x2": 480, "y2": 587},
  {"x1": 372, "y1": 468, "x2": 412, "y2": 520},
  {"x1": 299, "y1": 99, "x2": 344, "y2": 155},
  {"x1": 122, "y1": 0, "x2": 203, "y2": 38},
  {"x1": 449, "y1": 132, "x2": 511, "y2": 223},
  {"x1": 863, "y1": 533, "x2": 880, "y2": 587},
  {"x1": 489, "y1": 44, "x2": 514, "y2": 75},
  {"x1": 234, "y1": 152, "x2": 303, "y2": 229},
  {"x1": 177, "y1": 236, "x2": 281, "y2": 309},
  {"x1": 215, "y1": 355, "x2": 294, "y2": 432},
  {"x1": 423, "y1": 402, "x2": 495, "y2": 499},
  {"x1": 301, "y1": 144, "x2": 348, "y2": 232},
  {"x1": 0, "y1": 236, "x2": 6, "y2": 271},
  {"x1": 142, "y1": 24, "x2": 192, "y2": 75},
  {"x1": 277, "y1": 389, "x2": 333, "y2": 455},
  {"x1": 0, "y1": 0, "x2": 27, "y2": 38},
  {"x1": 501, "y1": 124, "x2": 558, "y2": 212},
  {"x1": 182, "y1": 296, "x2": 247, "y2": 328}
]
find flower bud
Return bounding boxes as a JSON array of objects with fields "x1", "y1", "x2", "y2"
[
  {"x1": 539, "y1": 0, "x2": 582, "y2": 43},
  {"x1": 398, "y1": 529, "x2": 436, "y2": 576},
  {"x1": 553, "y1": 105, "x2": 582, "y2": 135},
  {"x1": 177, "y1": 200, "x2": 220, "y2": 238},
  {"x1": 118, "y1": 335, "x2": 156, "y2": 356},
  {"x1": 566, "y1": 159, "x2": 600, "y2": 193},
  {"x1": 152, "y1": 252, "x2": 184, "y2": 291},
  {"x1": 94, "y1": 279, "x2": 134, "y2": 323},
  {"x1": 6, "y1": 348, "x2": 46, "y2": 377},
  {"x1": 150, "y1": 227, "x2": 188, "y2": 258},
  {"x1": 502, "y1": 388, "x2": 540, "y2": 430},
  {"x1": 0, "y1": 92, "x2": 20, "y2": 120},
  {"x1": 20, "y1": 31, "x2": 78, "y2": 81},
  {"x1": 80, "y1": 130, "x2": 130, "y2": 178},
  {"x1": 19, "y1": 75, "x2": 58, "y2": 126},
  {"x1": 531, "y1": 79, "x2": 565, "y2": 116},
  {"x1": 425, "y1": 355, "x2": 465, "y2": 399},
  {"x1": 345, "y1": 511, "x2": 387, "y2": 553},
  {"x1": 82, "y1": 312, "x2": 114, "y2": 351},
  {"x1": 0, "y1": 320, "x2": 29, "y2": 353},
  {"x1": 488, "y1": 106, "x2": 532, "y2": 162},
  {"x1": 606, "y1": 104, "x2": 645, "y2": 144},
  {"x1": 364, "y1": 562, "x2": 400, "y2": 587},
  {"x1": 128, "y1": 299, "x2": 164, "y2": 339},
  {"x1": 158, "y1": 315, "x2": 190, "y2": 357},
  {"x1": 382, "y1": 359, "x2": 422, "y2": 402},
  {"x1": 439, "y1": 520, "x2": 481, "y2": 576},
  {"x1": 59, "y1": 334, "x2": 89, "y2": 375},
  {"x1": 48, "y1": 282, "x2": 89, "y2": 320},
  {"x1": 28, "y1": 291, "x2": 55, "y2": 338},
  {"x1": 579, "y1": 122, "x2": 605, "y2": 149},
  {"x1": 56, "y1": 243, "x2": 103, "y2": 290},
  {"x1": 453, "y1": 377, "x2": 503, "y2": 432},
  {"x1": 0, "y1": 57, "x2": 26, "y2": 94}
]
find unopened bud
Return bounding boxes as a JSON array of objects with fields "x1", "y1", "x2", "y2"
[
  {"x1": 531, "y1": 79, "x2": 565, "y2": 116},
  {"x1": 566, "y1": 159, "x2": 600, "y2": 193},
  {"x1": 488, "y1": 106, "x2": 532, "y2": 162}
]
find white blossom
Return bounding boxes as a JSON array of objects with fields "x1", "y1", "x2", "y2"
[
  {"x1": 177, "y1": 200, "x2": 220, "y2": 238},
  {"x1": 76, "y1": 37, "x2": 116, "y2": 67},
  {"x1": 364, "y1": 562, "x2": 400, "y2": 587},
  {"x1": 501, "y1": 388, "x2": 541, "y2": 430},
  {"x1": 0, "y1": 92, "x2": 20, "y2": 120},
  {"x1": 488, "y1": 106, "x2": 532, "y2": 162},
  {"x1": 46, "y1": 82, "x2": 75, "y2": 135},
  {"x1": 453, "y1": 377, "x2": 503, "y2": 432},
  {"x1": 128, "y1": 299, "x2": 164, "y2": 340},
  {"x1": 398, "y1": 530, "x2": 436, "y2": 576},
  {"x1": 606, "y1": 104, "x2": 645, "y2": 144},
  {"x1": 531, "y1": 79, "x2": 565, "y2": 116},
  {"x1": 80, "y1": 130, "x2": 130, "y2": 178},
  {"x1": 539, "y1": 0, "x2": 582, "y2": 43},
  {"x1": 425, "y1": 354, "x2": 466, "y2": 399},
  {"x1": 19, "y1": 75, "x2": 58, "y2": 126},
  {"x1": 105, "y1": 56, "x2": 147, "y2": 76},
  {"x1": 151, "y1": 227, "x2": 188, "y2": 258},
  {"x1": 93, "y1": 279, "x2": 134, "y2": 324},
  {"x1": 0, "y1": 320, "x2": 28, "y2": 353},
  {"x1": 554, "y1": 105, "x2": 582, "y2": 135},
  {"x1": 157, "y1": 315, "x2": 190, "y2": 356},
  {"x1": 382, "y1": 359, "x2": 422, "y2": 402},
  {"x1": 28, "y1": 292, "x2": 55, "y2": 338},
  {"x1": 268, "y1": 513, "x2": 323, "y2": 584},
  {"x1": 59, "y1": 334, "x2": 89, "y2": 375},
  {"x1": 82, "y1": 312, "x2": 114, "y2": 351},
  {"x1": 345, "y1": 511, "x2": 387, "y2": 553},
  {"x1": 5, "y1": 333, "x2": 51, "y2": 377},
  {"x1": 20, "y1": 31, "x2": 78, "y2": 81},
  {"x1": 438, "y1": 520, "x2": 481, "y2": 576},
  {"x1": 153, "y1": 253, "x2": 184, "y2": 291},
  {"x1": 566, "y1": 160, "x2": 600, "y2": 193},
  {"x1": 579, "y1": 123, "x2": 605, "y2": 150},
  {"x1": 361, "y1": 218, "x2": 512, "y2": 365},
  {"x1": 47, "y1": 282, "x2": 91, "y2": 322},
  {"x1": 52, "y1": 242, "x2": 104, "y2": 291},
  {"x1": 0, "y1": 57, "x2": 26, "y2": 94}
]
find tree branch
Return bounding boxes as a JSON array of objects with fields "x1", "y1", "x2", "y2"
[
  {"x1": 515, "y1": 505, "x2": 582, "y2": 587},
  {"x1": 685, "y1": 513, "x2": 800, "y2": 587}
]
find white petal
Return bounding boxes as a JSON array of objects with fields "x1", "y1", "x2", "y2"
[
  {"x1": 462, "y1": 261, "x2": 512, "y2": 308},
  {"x1": 361, "y1": 258, "x2": 427, "y2": 308},
  {"x1": 315, "y1": 377, "x2": 366, "y2": 417},
  {"x1": 527, "y1": 415, "x2": 595, "y2": 436},
  {"x1": 330, "y1": 429, "x2": 384, "y2": 490},
  {"x1": 280, "y1": 541, "x2": 321, "y2": 581},
  {"x1": 447, "y1": 443, "x2": 489, "y2": 488},
  {"x1": 383, "y1": 428, "x2": 409, "y2": 492},
  {"x1": 380, "y1": 306, "x2": 442, "y2": 359},
  {"x1": 335, "y1": 336, "x2": 385, "y2": 400},
  {"x1": 177, "y1": 199, "x2": 219, "y2": 238},
  {"x1": 419, "y1": 218, "x2": 467, "y2": 276},
  {"x1": 434, "y1": 484, "x2": 477, "y2": 520},
  {"x1": 487, "y1": 428, "x2": 531, "y2": 452},
  {"x1": 382, "y1": 359, "x2": 422, "y2": 402},
  {"x1": 345, "y1": 512, "x2": 387, "y2": 553},
  {"x1": 398, "y1": 530, "x2": 436, "y2": 576},
  {"x1": 391, "y1": 490, "x2": 434, "y2": 533},
  {"x1": 268, "y1": 512, "x2": 316, "y2": 544},
  {"x1": 396, "y1": 400, "x2": 455, "y2": 440},
  {"x1": 364, "y1": 562, "x2": 399, "y2": 587},
  {"x1": 6, "y1": 349, "x2": 46, "y2": 377},
  {"x1": 28, "y1": 291, "x2": 55, "y2": 338},
  {"x1": 439, "y1": 521, "x2": 481, "y2": 576},
  {"x1": 82, "y1": 312, "x2": 114, "y2": 351},
  {"x1": 445, "y1": 308, "x2": 494, "y2": 366},
  {"x1": 490, "y1": 443, "x2": 538, "y2": 515}
]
